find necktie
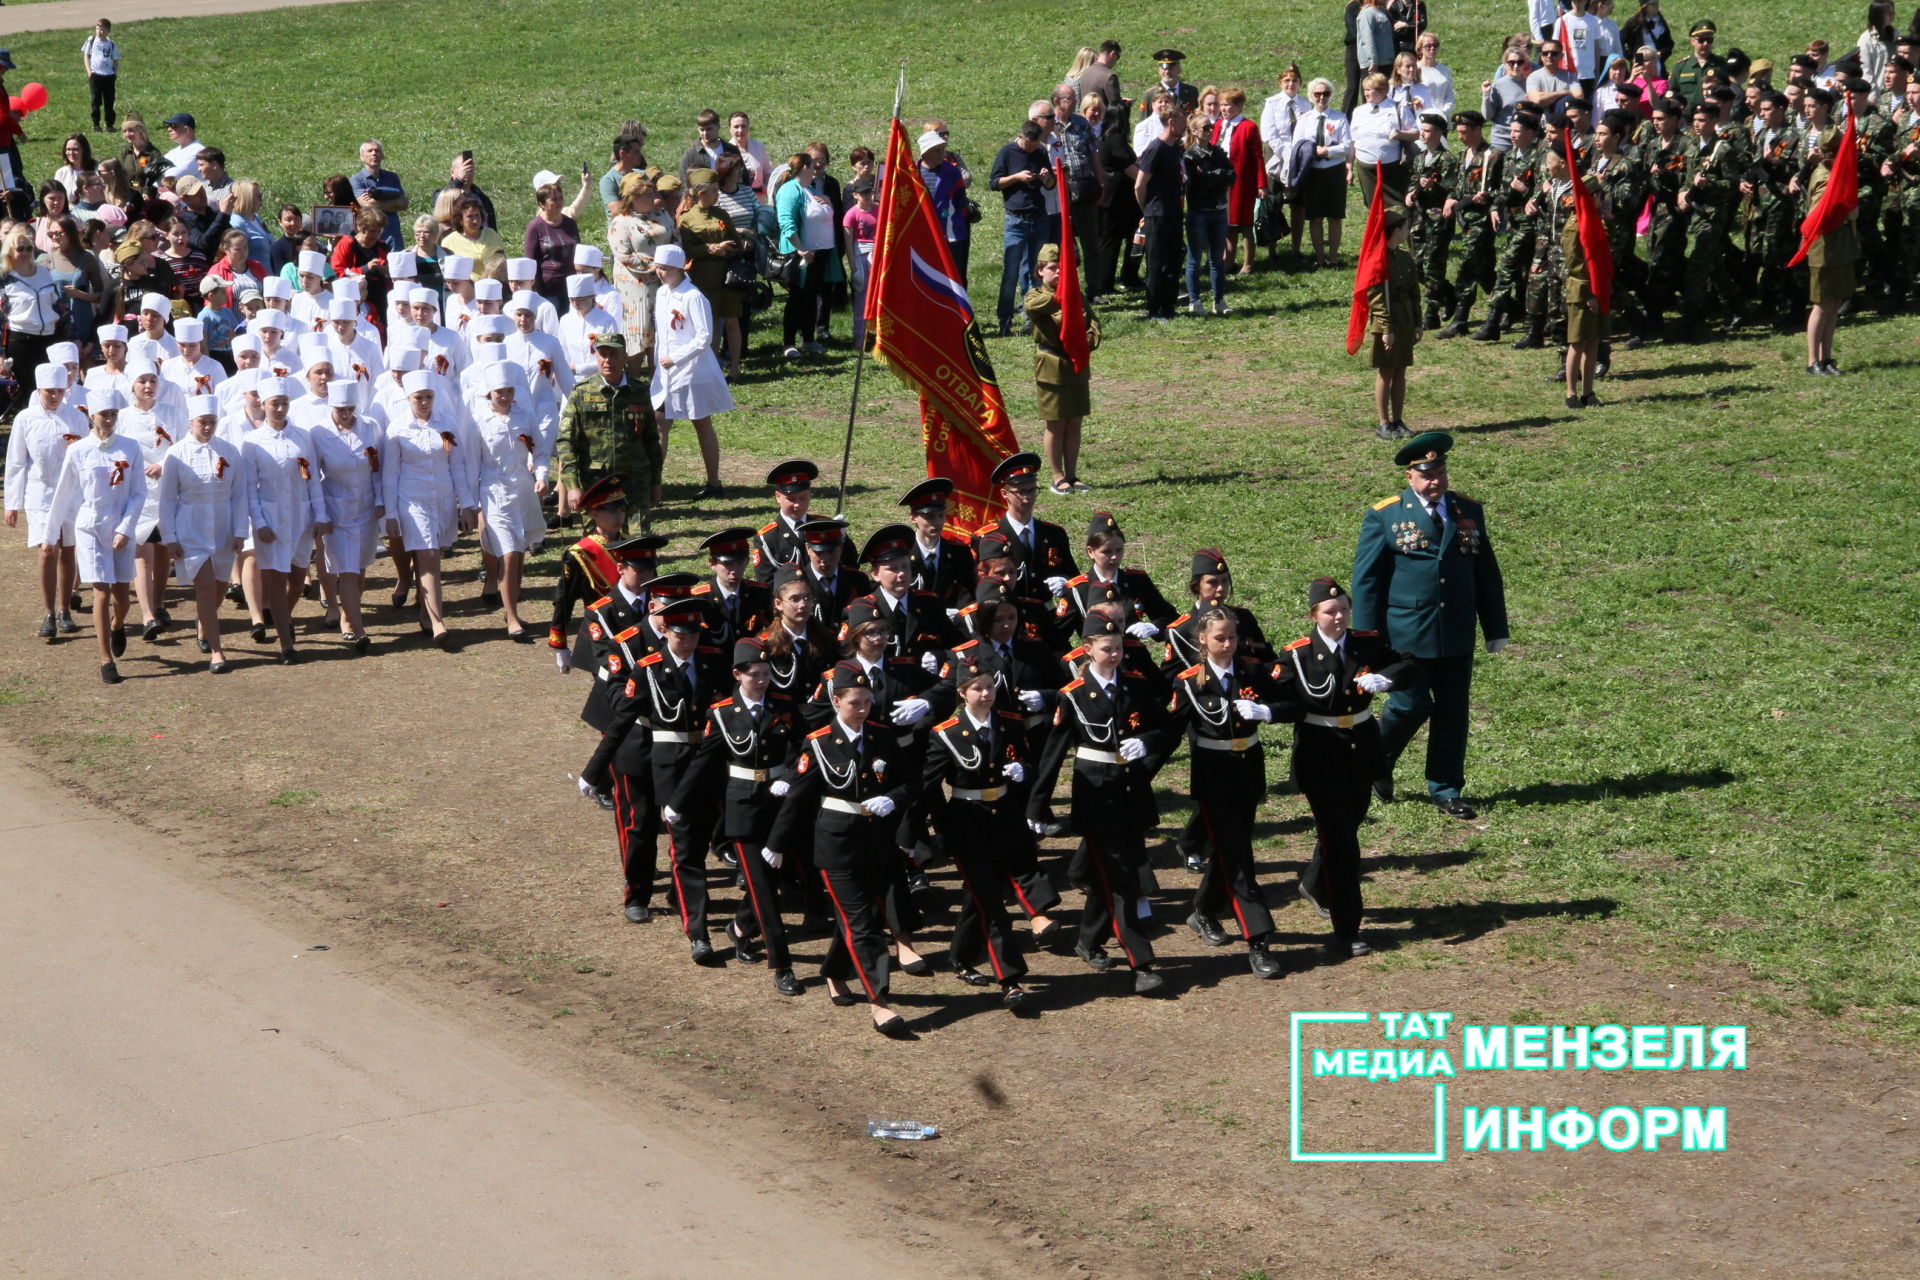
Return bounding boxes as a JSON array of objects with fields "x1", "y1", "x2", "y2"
[
  {"x1": 1218, "y1": 668, "x2": 1231, "y2": 698},
  {"x1": 681, "y1": 661, "x2": 695, "y2": 699},
  {"x1": 750, "y1": 702, "x2": 764, "y2": 726},
  {"x1": 1000, "y1": 643, "x2": 1013, "y2": 667}
]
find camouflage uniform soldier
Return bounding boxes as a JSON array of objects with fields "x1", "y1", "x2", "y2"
[
  {"x1": 1515, "y1": 148, "x2": 1576, "y2": 352},
  {"x1": 554, "y1": 334, "x2": 664, "y2": 531},
  {"x1": 1675, "y1": 101, "x2": 1740, "y2": 337},
  {"x1": 1435, "y1": 110, "x2": 1501, "y2": 337},
  {"x1": 1409, "y1": 113, "x2": 1458, "y2": 329},
  {"x1": 1742, "y1": 91, "x2": 1805, "y2": 326},
  {"x1": 1891, "y1": 79, "x2": 1920, "y2": 307},
  {"x1": 1846, "y1": 77, "x2": 1903, "y2": 304},
  {"x1": 1641, "y1": 99, "x2": 1692, "y2": 332},
  {"x1": 1591, "y1": 109, "x2": 1649, "y2": 346},
  {"x1": 1470, "y1": 109, "x2": 1543, "y2": 340}
]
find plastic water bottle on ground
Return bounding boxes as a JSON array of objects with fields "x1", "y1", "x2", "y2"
[{"x1": 865, "y1": 1118, "x2": 938, "y2": 1140}]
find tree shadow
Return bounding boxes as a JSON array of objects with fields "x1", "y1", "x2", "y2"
[
  {"x1": 1455, "y1": 415, "x2": 1559, "y2": 433},
  {"x1": 1610, "y1": 360, "x2": 1746, "y2": 380},
  {"x1": 1476, "y1": 766, "x2": 1737, "y2": 808},
  {"x1": 1624, "y1": 383, "x2": 1770, "y2": 403}
]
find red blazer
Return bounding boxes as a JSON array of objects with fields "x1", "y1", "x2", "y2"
[{"x1": 1211, "y1": 116, "x2": 1266, "y2": 224}]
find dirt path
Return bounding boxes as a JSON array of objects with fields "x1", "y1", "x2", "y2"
[
  {"x1": 0, "y1": 0, "x2": 370, "y2": 37},
  {"x1": 0, "y1": 747, "x2": 1020, "y2": 1280}
]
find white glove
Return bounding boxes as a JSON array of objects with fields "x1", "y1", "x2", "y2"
[
  {"x1": 769, "y1": 779, "x2": 791, "y2": 798},
  {"x1": 920, "y1": 650, "x2": 940, "y2": 673},
  {"x1": 1002, "y1": 762, "x2": 1026, "y2": 782},
  {"x1": 1027, "y1": 818, "x2": 1048, "y2": 835},
  {"x1": 554, "y1": 649, "x2": 573, "y2": 673},
  {"x1": 890, "y1": 697, "x2": 930, "y2": 725},
  {"x1": 1127, "y1": 621, "x2": 1160, "y2": 640},
  {"x1": 1355, "y1": 673, "x2": 1393, "y2": 694},
  {"x1": 861, "y1": 795, "x2": 896, "y2": 817},
  {"x1": 945, "y1": 607, "x2": 962, "y2": 621},
  {"x1": 1118, "y1": 737, "x2": 1147, "y2": 762},
  {"x1": 1487, "y1": 637, "x2": 1509, "y2": 654},
  {"x1": 1044, "y1": 575, "x2": 1068, "y2": 595},
  {"x1": 661, "y1": 805, "x2": 681, "y2": 825},
  {"x1": 1018, "y1": 689, "x2": 1045, "y2": 711},
  {"x1": 1232, "y1": 699, "x2": 1273, "y2": 722},
  {"x1": 760, "y1": 847, "x2": 784, "y2": 869}
]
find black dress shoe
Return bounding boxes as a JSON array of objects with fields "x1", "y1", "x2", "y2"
[
  {"x1": 1074, "y1": 941, "x2": 1114, "y2": 972},
  {"x1": 1297, "y1": 880, "x2": 1332, "y2": 919},
  {"x1": 827, "y1": 986, "x2": 861, "y2": 1007},
  {"x1": 956, "y1": 967, "x2": 994, "y2": 988},
  {"x1": 155, "y1": 608, "x2": 174, "y2": 628},
  {"x1": 1248, "y1": 947, "x2": 1283, "y2": 978},
  {"x1": 1327, "y1": 935, "x2": 1374, "y2": 958},
  {"x1": 1183, "y1": 850, "x2": 1206, "y2": 874},
  {"x1": 391, "y1": 586, "x2": 411, "y2": 609},
  {"x1": 100, "y1": 662, "x2": 122, "y2": 684},
  {"x1": 208, "y1": 660, "x2": 231, "y2": 674},
  {"x1": 906, "y1": 868, "x2": 932, "y2": 894},
  {"x1": 772, "y1": 969, "x2": 803, "y2": 996},
  {"x1": 694, "y1": 483, "x2": 725, "y2": 500},
  {"x1": 506, "y1": 628, "x2": 532, "y2": 643},
  {"x1": 689, "y1": 937, "x2": 717, "y2": 964},
  {"x1": 898, "y1": 955, "x2": 933, "y2": 977},
  {"x1": 250, "y1": 623, "x2": 269, "y2": 645},
  {"x1": 592, "y1": 790, "x2": 615, "y2": 811},
  {"x1": 277, "y1": 649, "x2": 298, "y2": 666},
  {"x1": 433, "y1": 631, "x2": 457, "y2": 652},
  {"x1": 56, "y1": 611, "x2": 79, "y2": 634},
  {"x1": 727, "y1": 922, "x2": 763, "y2": 964},
  {"x1": 1003, "y1": 986, "x2": 1037, "y2": 1014},
  {"x1": 353, "y1": 634, "x2": 372, "y2": 653},
  {"x1": 1437, "y1": 797, "x2": 1478, "y2": 819},
  {"x1": 479, "y1": 590, "x2": 501, "y2": 610},
  {"x1": 110, "y1": 626, "x2": 127, "y2": 657},
  {"x1": 1371, "y1": 775, "x2": 1394, "y2": 803},
  {"x1": 873, "y1": 1013, "x2": 916, "y2": 1040},
  {"x1": 1132, "y1": 968, "x2": 1167, "y2": 995},
  {"x1": 35, "y1": 614, "x2": 55, "y2": 639},
  {"x1": 1186, "y1": 911, "x2": 1230, "y2": 947},
  {"x1": 195, "y1": 638, "x2": 211, "y2": 654},
  {"x1": 141, "y1": 620, "x2": 162, "y2": 643},
  {"x1": 225, "y1": 582, "x2": 245, "y2": 607},
  {"x1": 717, "y1": 846, "x2": 740, "y2": 869},
  {"x1": 1041, "y1": 819, "x2": 1070, "y2": 839},
  {"x1": 623, "y1": 902, "x2": 649, "y2": 923}
]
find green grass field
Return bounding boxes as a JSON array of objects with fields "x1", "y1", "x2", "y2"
[{"x1": 7, "y1": 0, "x2": 1917, "y2": 1038}]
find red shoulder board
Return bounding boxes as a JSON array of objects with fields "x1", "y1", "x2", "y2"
[
  {"x1": 639, "y1": 651, "x2": 665, "y2": 666},
  {"x1": 1284, "y1": 637, "x2": 1311, "y2": 651},
  {"x1": 807, "y1": 726, "x2": 832, "y2": 739},
  {"x1": 953, "y1": 638, "x2": 979, "y2": 651},
  {"x1": 1062, "y1": 679, "x2": 1084, "y2": 692},
  {"x1": 1065, "y1": 574, "x2": 1089, "y2": 587},
  {"x1": 758, "y1": 520, "x2": 779, "y2": 534},
  {"x1": 1180, "y1": 664, "x2": 1203, "y2": 679},
  {"x1": 1170, "y1": 612, "x2": 1191, "y2": 627},
  {"x1": 996, "y1": 710, "x2": 1024, "y2": 721},
  {"x1": 588, "y1": 596, "x2": 613, "y2": 611},
  {"x1": 613, "y1": 626, "x2": 640, "y2": 642},
  {"x1": 697, "y1": 644, "x2": 722, "y2": 655},
  {"x1": 1066, "y1": 644, "x2": 1087, "y2": 660},
  {"x1": 712, "y1": 696, "x2": 735, "y2": 707},
  {"x1": 932, "y1": 716, "x2": 960, "y2": 731},
  {"x1": 691, "y1": 582, "x2": 713, "y2": 595}
]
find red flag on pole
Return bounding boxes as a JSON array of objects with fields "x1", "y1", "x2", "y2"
[
  {"x1": 1786, "y1": 116, "x2": 1860, "y2": 268},
  {"x1": 866, "y1": 117, "x2": 1019, "y2": 536},
  {"x1": 1345, "y1": 175, "x2": 1388, "y2": 355},
  {"x1": 1053, "y1": 157, "x2": 1089, "y2": 374},
  {"x1": 1565, "y1": 129, "x2": 1612, "y2": 315}
]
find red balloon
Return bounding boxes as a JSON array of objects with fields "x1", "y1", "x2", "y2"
[
  {"x1": 19, "y1": 83, "x2": 47, "y2": 112},
  {"x1": 6, "y1": 97, "x2": 22, "y2": 116}
]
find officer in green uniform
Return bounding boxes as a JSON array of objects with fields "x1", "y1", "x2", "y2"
[
  {"x1": 1641, "y1": 97, "x2": 1692, "y2": 333},
  {"x1": 554, "y1": 333, "x2": 664, "y2": 529},
  {"x1": 1676, "y1": 101, "x2": 1739, "y2": 336},
  {"x1": 1349, "y1": 431, "x2": 1508, "y2": 819},
  {"x1": 1436, "y1": 110, "x2": 1501, "y2": 337},
  {"x1": 1409, "y1": 112, "x2": 1457, "y2": 330},
  {"x1": 1666, "y1": 20, "x2": 1728, "y2": 110},
  {"x1": 1470, "y1": 108, "x2": 1543, "y2": 340}
]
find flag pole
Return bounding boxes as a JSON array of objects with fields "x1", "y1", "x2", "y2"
[{"x1": 833, "y1": 65, "x2": 907, "y2": 518}]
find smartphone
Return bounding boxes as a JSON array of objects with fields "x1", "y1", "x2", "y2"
[
  {"x1": 460, "y1": 149, "x2": 473, "y2": 163},
  {"x1": 581, "y1": 162, "x2": 592, "y2": 179}
]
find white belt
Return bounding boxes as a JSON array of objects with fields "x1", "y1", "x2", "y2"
[
  {"x1": 1304, "y1": 709, "x2": 1373, "y2": 730},
  {"x1": 952, "y1": 785, "x2": 1004, "y2": 803},
  {"x1": 822, "y1": 797, "x2": 866, "y2": 815},
  {"x1": 1076, "y1": 748, "x2": 1120, "y2": 765},
  {"x1": 652, "y1": 729, "x2": 695, "y2": 744},
  {"x1": 1193, "y1": 735, "x2": 1259, "y2": 752},
  {"x1": 728, "y1": 765, "x2": 769, "y2": 782}
]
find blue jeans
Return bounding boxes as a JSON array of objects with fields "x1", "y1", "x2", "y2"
[
  {"x1": 1184, "y1": 206, "x2": 1228, "y2": 307},
  {"x1": 998, "y1": 212, "x2": 1045, "y2": 326}
]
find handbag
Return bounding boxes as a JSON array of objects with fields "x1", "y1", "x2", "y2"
[
  {"x1": 723, "y1": 253, "x2": 757, "y2": 291},
  {"x1": 765, "y1": 248, "x2": 801, "y2": 288},
  {"x1": 1253, "y1": 192, "x2": 1287, "y2": 246}
]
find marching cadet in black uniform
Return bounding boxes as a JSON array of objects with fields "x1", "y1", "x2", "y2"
[
  {"x1": 1272, "y1": 577, "x2": 1417, "y2": 957},
  {"x1": 761, "y1": 564, "x2": 837, "y2": 718},
  {"x1": 548, "y1": 471, "x2": 630, "y2": 673},
  {"x1": 972, "y1": 532, "x2": 1067, "y2": 652},
  {"x1": 1028, "y1": 614, "x2": 1175, "y2": 995},
  {"x1": 1166, "y1": 607, "x2": 1287, "y2": 979},
  {"x1": 900, "y1": 477, "x2": 978, "y2": 608},
  {"x1": 751, "y1": 458, "x2": 818, "y2": 582},
  {"x1": 924, "y1": 656, "x2": 1038, "y2": 1013},
  {"x1": 569, "y1": 530, "x2": 667, "y2": 810},
  {"x1": 973, "y1": 452, "x2": 1079, "y2": 605},
  {"x1": 1053, "y1": 511, "x2": 1179, "y2": 641},
  {"x1": 765, "y1": 662, "x2": 917, "y2": 1039},
  {"x1": 797, "y1": 517, "x2": 871, "y2": 634},
  {"x1": 691, "y1": 526, "x2": 772, "y2": 648},
  {"x1": 583, "y1": 538, "x2": 668, "y2": 919},
  {"x1": 669, "y1": 637, "x2": 806, "y2": 996},
  {"x1": 861, "y1": 521, "x2": 962, "y2": 664},
  {"x1": 1164, "y1": 548, "x2": 1274, "y2": 671},
  {"x1": 627, "y1": 580, "x2": 730, "y2": 963}
]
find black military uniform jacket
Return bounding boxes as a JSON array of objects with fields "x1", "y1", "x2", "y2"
[
  {"x1": 751, "y1": 514, "x2": 807, "y2": 582},
  {"x1": 613, "y1": 645, "x2": 729, "y2": 785},
  {"x1": 910, "y1": 533, "x2": 978, "y2": 606},
  {"x1": 692, "y1": 576, "x2": 773, "y2": 648},
  {"x1": 1268, "y1": 629, "x2": 1417, "y2": 789},
  {"x1": 974, "y1": 515, "x2": 1078, "y2": 596},
  {"x1": 923, "y1": 709, "x2": 1031, "y2": 824},
  {"x1": 578, "y1": 591, "x2": 648, "y2": 731},
  {"x1": 806, "y1": 655, "x2": 952, "y2": 745},
  {"x1": 669, "y1": 692, "x2": 803, "y2": 840},
  {"x1": 548, "y1": 531, "x2": 619, "y2": 657},
  {"x1": 1028, "y1": 665, "x2": 1174, "y2": 830},
  {"x1": 767, "y1": 721, "x2": 911, "y2": 867},
  {"x1": 1166, "y1": 657, "x2": 1285, "y2": 762},
  {"x1": 866, "y1": 587, "x2": 962, "y2": 660},
  {"x1": 1163, "y1": 604, "x2": 1274, "y2": 672},
  {"x1": 1055, "y1": 568, "x2": 1178, "y2": 633},
  {"x1": 804, "y1": 563, "x2": 872, "y2": 633},
  {"x1": 940, "y1": 635, "x2": 1068, "y2": 716}
]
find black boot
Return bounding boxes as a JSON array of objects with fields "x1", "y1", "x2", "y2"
[
  {"x1": 1436, "y1": 302, "x2": 1473, "y2": 339},
  {"x1": 1469, "y1": 300, "x2": 1505, "y2": 341},
  {"x1": 1422, "y1": 301, "x2": 1442, "y2": 331},
  {"x1": 1510, "y1": 312, "x2": 1546, "y2": 349}
]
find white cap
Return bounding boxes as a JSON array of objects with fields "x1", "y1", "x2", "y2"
[
  {"x1": 564, "y1": 274, "x2": 595, "y2": 299},
  {"x1": 531, "y1": 168, "x2": 562, "y2": 192},
  {"x1": 414, "y1": 290, "x2": 440, "y2": 313},
  {"x1": 474, "y1": 313, "x2": 512, "y2": 337},
  {"x1": 327, "y1": 298, "x2": 359, "y2": 322},
  {"x1": 573, "y1": 244, "x2": 603, "y2": 268},
  {"x1": 481, "y1": 364, "x2": 520, "y2": 393},
  {"x1": 140, "y1": 292, "x2": 171, "y2": 315},
  {"x1": 188, "y1": 394, "x2": 219, "y2": 419},
  {"x1": 35, "y1": 363, "x2": 68, "y2": 389},
  {"x1": 298, "y1": 250, "x2": 328, "y2": 276},
  {"x1": 174, "y1": 318, "x2": 205, "y2": 343},
  {"x1": 262, "y1": 276, "x2": 293, "y2": 301},
  {"x1": 231, "y1": 333, "x2": 263, "y2": 356},
  {"x1": 47, "y1": 341, "x2": 80, "y2": 365},
  {"x1": 262, "y1": 376, "x2": 298, "y2": 401},
  {"x1": 402, "y1": 370, "x2": 435, "y2": 394},
  {"x1": 442, "y1": 254, "x2": 474, "y2": 281},
  {"x1": 388, "y1": 249, "x2": 418, "y2": 277},
  {"x1": 254, "y1": 309, "x2": 288, "y2": 332},
  {"x1": 334, "y1": 275, "x2": 363, "y2": 301},
  {"x1": 505, "y1": 257, "x2": 535, "y2": 281},
  {"x1": 325, "y1": 382, "x2": 358, "y2": 407},
  {"x1": 126, "y1": 358, "x2": 160, "y2": 381},
  {"x1": 389, "y1": 347, "x2": 424, "y2": 372},
  {"x1": 296, "y1": 332, "x2": 332, "y2": 363},
  {"x1": 89, "y1": 387, "x2": 127, "y2": 412},
  {"x1": 474, "y1": 278, "x2": 504, "y2": 301},
  {"x1": 97, "y1": 324, "x2": 129, "y2": 344},
  {"x1": 917, "y1": 130, "x2": 947, "y2": 156},
  {"x1": 508, "y1": 289, "x2": 539, "y2": 314},
  {"x1": 653, "y1": 243, "x2": 689, "y2": 270}
]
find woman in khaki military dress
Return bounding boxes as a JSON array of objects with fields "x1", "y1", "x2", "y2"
[
  {"x1": 1560, "y1": 160, "x2": 1609, "y2": 409},
  {"x1": 1367, "y1": 207, "x2": 1420, "y2": 442},
  {"x1": 1023, "y1": 242, "x2": 1101, "y2": 495},
  {"x1": 676, "y1": 168, "x2": 746, "y2": 380},
  {"x1": 1803, "y1": 127, "x2": 1857, "y2": 377}
]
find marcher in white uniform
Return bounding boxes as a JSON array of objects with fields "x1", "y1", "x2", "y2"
[
  {"x1": 412, "y1": 290, "x2": 469, "y2": 383},
  {"x1": 158, "y1": 395, "x2": 248, "y2": 672},
  {"x1": 442, "y1": 254, "x2": 477, "y2": 336},
  {"x1": 46, "y1": 390, "x2": 145, "y2": 682},
  {"x1": 556, "y1": 273, "x2": 619, "y2": 379},
  {"x1": 290, "y1": 250, "x2": 335, "y2": 334},
  {"x1": 573, "y1": 244, "x2": 624, "y2": 328},
  {"x1": 253, "y1": 309, "x2": 298, "y2": 380},
  {"x1": 216, "y1": 334, "x2": 264, "y2": 425},
  {"x1": 310, "y1": 381, "x2": 384, "y2": 649},
  {"x1": 121, "y1": 360, "x2": 188, "y2": 640},
  {"x1": 380, "y1": 372, "x2": 477, "y2": 648},
  {"x1": 84, "y1": 324, "x2": 132, "y2": 405},
  {"x1": 160, "y1": 318, "x2": 226, "y2": 401},
  {"x1": 288, "y1": 342, "x2": 338, "y2": 432},
  {"x1": 243, "y1": 376, "x2": 327, "y2": 662},
  {"x1": 504, "y1": 292, "x2": 573, "y2": 427},
  {"x1": 3, "y1": 366, "x2": 87, "y2": 638},
  {"x1": 46, "y1": 342, "x2": 85, "y2": 414},
  {"x1": 504, "y1": 258, "x2": 561, "y2": 334},
  {"x1": 650, "y1": 243, "x2": 733, "y2": 498},
  {"x1": 323, "y1": 301, "x2": 385, "y2": 413},
  {"x1": 469, "y1": 363, "x2": 544, "y2": 640},
  {"x1": 129, "y1": 294, "x2": 180, "y2": 365}
]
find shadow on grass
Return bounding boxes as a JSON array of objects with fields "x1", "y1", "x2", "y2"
[
  {"x1": 1479, "y1": 766, "x2": 1737, "y2": 808},
  {"x1": 1610, "y1": 360, "x2": 1747, "y2": 381},
  {"x1": 1625, "y1": 383, "x2": 1771, "y2": 403},
  {"x1": 1456, "y1": 415, "x2": 1560, "y2": 434}
]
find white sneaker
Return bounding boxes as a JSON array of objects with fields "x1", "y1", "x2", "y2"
[
  {"x1": 1214, "y1": 302, "x2": 1232, "y2": 316},
  {"x1": 782, "y1": 345, "x2": 803, "y2": 359},
  {"x1": 1189, "y1": 299, "x2": 1206, "y2": 315}
]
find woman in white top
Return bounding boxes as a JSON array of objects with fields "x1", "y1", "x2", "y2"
[
  {"x1": 309, "y1": 381, "x2": 384, "y2": 649},
  {"x1": 651, "y1": 243, "x2": 734, "y2": 499},
  {"x1": 1859, "y1": 2, "x2": 1897, "y2": 94},
  {"x1": 1260, "y1": 64, "x2": 1313, "y2": 259},
  {"x1": 47, "y1": 390, "x2": 145, "y2": 682},
  {"x1": 608, "y1": 172, "x2": 676, "y2": 356},
  {"x1": 160, "y1": 318, "x2": 225, "y2": 401},
  {"x1": 1352, "y1": 73, "x2": 1420, "y2": 208},
  {"x1": 469, "y1": 364, "x2": 544, "y2": 640},
  {"x1": 775, "y1": 153, "x2": 838, "y2": 359},
  {"x1": 728, "y1": 111, "x2": 772, "y2": 197},
  {"x1": 381, "y1": 372, "x2": 478, "y2": 649},
  {"x1": 1291, "y1": 78, "x2": 1354, "y2": 268},
  {"x1": 2, "y1": 230, "x2": 64, "y2": 417},
  {"x1": 121, "y1": 359, "x2": 188, "y2": 641},
  {"x1": 3, "y1": 365, "x2": 87, "y2": 638},
  {"x1": 243, "y1": 375, "x2": 327, "y2": 663},
  {"x1": 158, "y1": 395, "x2": 249, "y2": 672},
  {"x1": 1415, "y1": 33, "x2": 1457, "y2": 118}
]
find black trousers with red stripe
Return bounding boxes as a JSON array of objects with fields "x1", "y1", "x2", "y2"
[
  {"x1": 582, "y1": 730, "x2": 618, "y2": 794},
  {"x1": 1190, "y1": 753, "x2": 1275, "y2": 941},
  {"x1": 611, "y1": 770, "x2": 659, "y2": 907},
  {"x1": 732, "y1": 838, "x2": 791, "y2": 970},
  {"x1": 943, "y1": 803, "x2": 1028, "y2": 983},
  {"x1": 664, "y1": 806, "x2": 720, "y2": 939},
  {"x1": 820, "y1": 855, "x2": 894, "y2": 1000},
  {"x1": 1297, "y1": 777, "x2": 1371, "y2": 938},
  {"x1": 1075, "y1": 831, "x2": 1156, "y2": 968}
]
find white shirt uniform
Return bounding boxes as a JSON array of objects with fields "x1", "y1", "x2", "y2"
[
  {"x1": 556, "y1": 305, "x2": 621, "y2": 379},
  {"x1": 471, "y1": 399, "x2": 546, "y2": 556},
  {"x1": 1292, "y1": 109, "x2": 1353, "y2": 168},
  {"x1": 289, "y1": 391, "x2": 336, "y2": 433},
  {"x1": 1351, "y1": 98, "x2": 1417, "y2": 165},
  {"x1": 122, "y1": 399, "x2": 189, "y2": 542},
  {"x1": 419, "y1": 324, "x2": 470, "y2": 383},
  {"x1": 4, "y1": 402, "x2": 88, "y2": 546},
  {"x1": 157, "y1": 434, "x2": 249, "y2": 582},
  {"x1": 161, "y1": 352, "x2": 226, "y2": 401},
  {"x1": 1260, "y1": 91, "x2": 1312, "y2": 180},
  {"x1": 651, "y1": 277, "x2": 734, "y2": 422},
  {"x1": 47, "y1": 434, "x2": 147, "y2": 584},
  {"x1": 129, "y1": 331, "x2": 180, "y2": 366},
  {"x1": 242, "y1": 422, "x2": 325, "y2": 573},
  {"x1": 290, "y1": 289, "x2": 334, "y2": 335},
  {"x1": 163, "y1": 140, "x2": 205, "y2": 179},
  {"x1": 379, "y1": 411, "x2": 478, "y2": 553},
  {"x1": 503, "y1": 330, "x2": 573, "y2": 430},
  {"x1": 310, "y1": 414, "x2": 386, "y2": 575}
]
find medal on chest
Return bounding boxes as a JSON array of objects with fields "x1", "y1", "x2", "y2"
[{"x1": 1392, "y1": 519, "x2": 1431, "y2": 552}]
